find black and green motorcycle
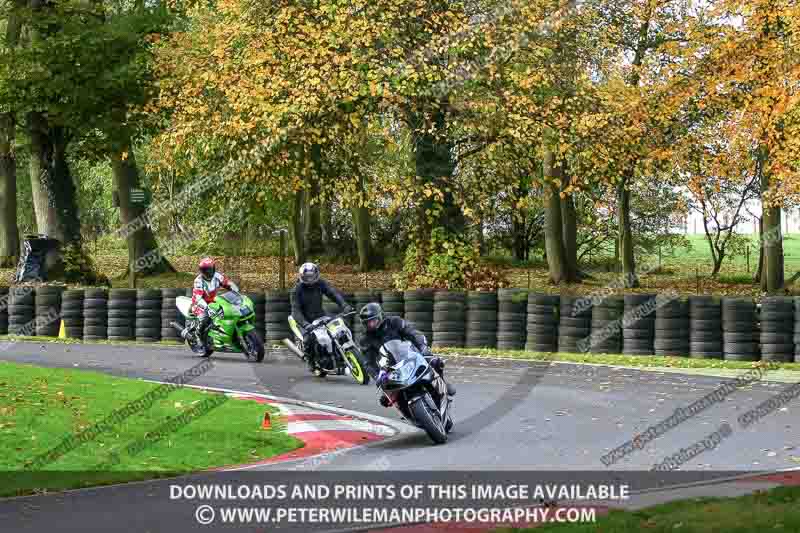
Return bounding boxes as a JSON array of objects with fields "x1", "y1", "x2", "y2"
[{"x1": 172, "y1": 291, "x2": 265, "y2": 361}]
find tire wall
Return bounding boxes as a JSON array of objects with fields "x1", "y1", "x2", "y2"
[
  {"x1": 84, "y1": 288, "x2": 109, "y2": 340},
  {"x1": 465, "y1": 291, "x2": 497, "y2": 349},
  {"x1": 526, "y1": 293, "x2": 557, "y2": 353},
  {"x1": 497, "y1": 289, "x2": 527, "y2": 350},
  {"x1": 403, "y1": 290, "x2": 434, "y2": 347},
  {"x1": 432, "y1": 291, "x2": 466, "y2": 348},
  {"x1": 689, "y1": 296, "x2": 722, "y2": 359},
  {"x1": 0, "y1": 285, "x2": 791, "y2": 362}
]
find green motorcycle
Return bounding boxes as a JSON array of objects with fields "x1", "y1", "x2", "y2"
[{"x1": 172, "y1": 292, "x2": 265, "y2": 362}]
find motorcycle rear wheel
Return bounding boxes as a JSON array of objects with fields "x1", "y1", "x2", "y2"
[{"x1": 410, "y1": 395, "x2": 448, "y2": 444}]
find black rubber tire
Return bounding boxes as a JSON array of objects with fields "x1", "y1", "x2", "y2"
[
  {"x1": 136, "y1": 299, "x2": 162, "y2": 310},
  {"x1": 498, "y1": 301, "x2": 526, "y2": 314},
  {"x1": 432, "y1": 321, "x2": 466, "y2": 332},
  {"x1": 759, "y1": 343, "x2": 794, "y2": 354},
  {"x1": 723, "y1": 332, "x2": 757, "y2": 342},
  {"x1": 759, "y1": 321, "x2": 793, "y2": 333},
  {"x1": 35, "y1": 294, "x2": 61, "y2": 306},
  {"x1": 403, "y1": 290, "x2": 435, "y2": 300},
  {"x1": 466, "y1": 319, "x2": 497, "y2": 330},
  {"x1": 135, "y1": 289, "x2": 160, "y2": 300},
  {"x1": 434, "y1": 291, "x2": 466, "y2": 302},
  {"x1": 497, "y1": 323, "x2": 527, "y2": 334},
  {"x1": 404, "y1": 301, "x2": 434, "y2": 312},
  {"x1": 497, "y1": 342, "x2": 525, "y2": 350},
  {"x1": 723, "y1": 342, "x2": 759, "y2": 353},
  {"x1": 460, "y1": 309, "x2": 494, "y2": 321},
  {"x1": 760, "y1": 332, "x2": 793, "y2": 344},
  {"x1": 83, "y1": 325, "x2": 108, "y2": 335},
  {"x1": 136, "y1": 318, "x2": 161, "y2": 328},
  {"x1": 83, "y1": 316, "x2": 108, "y2": 326},
  {"x1": 722, "y1": 320, "x2": 755, "y2": 332},
  {"x1": 558, "y1": 326, "x2": 590, "y2": 337},
  {"x1": 497, "y1": 331, "x2": 526, "y2": 341},
  {"x1": 108, "y1": 318, "x2": 134, "y2": 327},
  {"x1": 591, "y1": 308, "x2": 623, "y2": 320},
  {"x1": 654, "y1": 340, "x2": 690, "y2": 350},
  {"x1": 762, "y1": 353, "x2": 793, "y2": 362},
  {"x1": 498, "y1": 289, "x2": 528, "y2": 302},
  {"x1": 83, "y1": 307, "x2": 108, "y2": 318},
  {"x1": 622, "y1": 328, "x2": 652, "y2": 339},
  {"x1": 691, "y1": 330, "x2": 722, "y2": 341},
  {"x1": 497, "y1": 312, "x2": 526, "y2": 322},
  {"x1": 135, "y1": 309, "x2": 161, "y2": 319},
  {"x1": 691, "y1": 319, "x2": 722, "y2": 330},
  {"x1": 690, "y1": 341, "x2": 723, "y2": 352},
  {"x1": 527, "y1": 314, "x2": 558, "y2": 326},
  {"x1": 404, "y1": 311, "x2": 434, "y2": 321},
  {"x1": 108, "y1": 300, "x2": 136, "y2": 310},
  {"x1": 526, "y1": 323, "x2": 556, "y2": 334},
  {"x1": 724, "y1": 353, "x2": 761, "y2": 361},
  {"x1": 526, "y1": 303, "x2": 557, "y2": 315},
  {"x1": 559, "y1": 316, "x2": 590, "y2": 328},
  {"x1": 62, "y1": 289, "x2": 85, "y2": 300},
  {"x1": 526, "y1": 293, "x2": 557, "y2": 306},
  {"x1": 525, "y1": 343, "x2": 557, "y2": 353},
  {"x1": 135, "y1": 327, "x2": 161, "y2": 337}
]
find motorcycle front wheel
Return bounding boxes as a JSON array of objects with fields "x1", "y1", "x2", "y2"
[
  {"x1": 410, "y1": 395, "x2": 448, "y2": 444},
  {"x1": 343, "y1": 350, "x2": 370, "y2": 385},
  {"x1": 242, "y1": 330, "x2": 265, "y2": 362}
]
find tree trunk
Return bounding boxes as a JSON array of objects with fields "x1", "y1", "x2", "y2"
[
  {"x1": 110, "y1": 146, "x2": 175, "y2": 276},
  {"x1": 543, "y1": 149, "x2": 568, "y2": 284},
  {"x1": 0, "y1": 1, "x2": 23, "y2": 267},
  {"x1": 0, "y1": 114, "x2": 18, "y2": 267},
  {"x1": 761, "y1": 168, "x2": 783, "y2": 293},
  {"x1": 411, "y1": 102, "x2": 463, "y2": 244},
  {"x1": 305, "y1": 179, "x2": 324, "y2": 255},
  {"x1": 320, "y1": 199, "x2": 334, "y2": 249},
  {"x1": 754, "y1": 216, "x2": 764, "y2": 284},
  {"x1": 617, "y1": 179, "x2": 638, "y2": 287},
  {"x1": 560, "y1": 164, "x2": 578, "y2": 280},
  {"x1": 290, "y1": 189, "x2": 306, "y2": 265}
]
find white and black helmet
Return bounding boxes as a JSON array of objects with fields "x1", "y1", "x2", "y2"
[{"x1": 299, "y1": 262, "x2": 320, "y2": 285}]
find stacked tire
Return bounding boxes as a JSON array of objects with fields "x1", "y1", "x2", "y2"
[
  {"x1": 381, "y1": 291, "x2": 404, "y2": 319},
  {"x1": 795, "y1": 298, "x2": 800, "y2": 363},
  {"x1": 722, "y1": 298, "x2": 759, "y2": 361},
  {"x1": 558, "y1": 295, "x2": 592, "y2": 353},
  {"x1": 246, "y1": 291, "x2": 266, "y2": 342},
  {"x1": 8, "y1": 286, "x2": 35, "y2": 336},
  {"x1": 108, "y1": 289, "x2": 137, "y2": 341},
  {"x1": 497, "y1": 289, "x2": 527, "y2": 350},
  {"x1": 0, "y1": 287, "x2": 8, "y2": 335},
  {"x1": 83, "y1": 288, "x2": 109, "y2": 340},
  {"x1": 136, "y1": 289, "x2": 162, "y2": 342},
  {"x1": 525, "y1": 293, "x2": 558, "y2": 352},
  {"x1": 60, "y1": 289, "x2": 85, "y2": 339},
  {"x1": 34, "y1": 286, "x2": 63, "y2": 336},
  {"x1": 587, "y1": 295, "x2": 623, "y2": 354},
  {"x1": 465, "y1": 291, "x2": 498, "y2": 348},
  {"x1": 622, "y1": 294, "x2": 657, "y2": 356},
  {"x1": 353, "y1": 291, "x2": 381, "y2": 339},
  {"x1": 265, "y1": 291, "x2": 292, "y2": 345},
  {"x1": 433, "y1": 291, "x2": 466, "y2": 348},
  {"x1": 689, "y1": 296, "x2": 723, "y2": 359},
  {"x1": 403, "y1": 290, "x2": 434, "y2": 346},
  {"x1": 654, "y1": 298, "x2": 690, "y2": 356},
  {"x1": 160, "y1": 289, "x2": 182, "y2": 342},
  {"x1": 322, "y1": 293, "x2": 354, "y2": 328},
  {"x1": 759, "y1": 297, "x2": 794, "y2": 362}
]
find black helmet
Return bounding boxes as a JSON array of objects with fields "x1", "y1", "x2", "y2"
[
  {"x1": 298, "y1": 262, "x2": 320, "y2": 285},
  {"x1": 359, "y1": 302, "x2": 384, "y2": 332}
]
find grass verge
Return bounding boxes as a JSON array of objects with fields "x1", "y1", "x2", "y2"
[
  {"x1": 437, "y1": 347, "x2": 800, "y2": 372},
  {"x1": 0, "y1": 360, "x2": 303, "y2": 497},
  {"x1": 509, "y1": 485, "x2": 800, "y2": 532}
]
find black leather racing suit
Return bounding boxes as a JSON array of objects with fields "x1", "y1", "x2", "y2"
[{"x1": 291, "y1": 279, "x2": 349, "y2": 369}]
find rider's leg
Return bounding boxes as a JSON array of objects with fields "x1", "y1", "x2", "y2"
[{"x1": 197, "y1": 308, "x2": 212, "y2": 348}]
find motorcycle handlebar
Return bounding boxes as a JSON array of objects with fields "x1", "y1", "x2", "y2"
[{"x1": 305, "y1": 309, "x2": 356, "y2": 332}]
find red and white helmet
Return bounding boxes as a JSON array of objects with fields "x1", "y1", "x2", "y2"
[{"x1": 198, "y1": 257, "x2": 216, "y2": 281}]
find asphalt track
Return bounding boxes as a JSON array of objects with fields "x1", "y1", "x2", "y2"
[{"x1": 1, "y1": 341, "x2": 800, "y2": 532}]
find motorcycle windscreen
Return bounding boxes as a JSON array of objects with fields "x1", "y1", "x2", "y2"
[
  {"x1": 220, "y1": 291, "x2": 251, "y2": 317},
  {"x1": 175, "y1": 296, "x2": 193, "y2": 318},
  {"x1": 381, "y1": 340, "x2": 424, "y2": 383}
]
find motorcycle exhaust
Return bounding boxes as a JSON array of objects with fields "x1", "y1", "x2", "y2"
[{"x1": 282, "y1": 338, "x2": 305, "y2": 360}]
